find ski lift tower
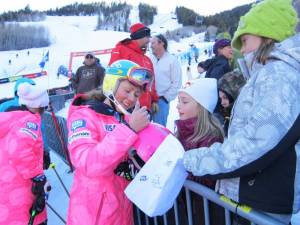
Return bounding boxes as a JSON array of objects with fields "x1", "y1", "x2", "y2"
[{"x1": 195, "y1": 15, "x2": 203, "y2": 26}]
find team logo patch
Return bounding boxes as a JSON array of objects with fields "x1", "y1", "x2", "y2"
[
  {"x1": 20, "y1": 128, "x2": 38, "y2": 140},
  {"x1": 104, "y1": 124, "x2": 116, "y2": 132},
  {"x1": 68, "y1": 130, "x2": 91, "y2": 144},
  {"x1": 71, "y1": 119, "x2": 86, "y2": 132},
  {"x1": 26, "y1": 122, "x2": 38, "y2": 131}
]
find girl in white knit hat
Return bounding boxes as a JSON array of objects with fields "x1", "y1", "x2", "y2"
[{"x1": 175, "y1": 78, "x2": 225, "y2": 225}]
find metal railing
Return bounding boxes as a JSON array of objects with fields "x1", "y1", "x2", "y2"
[
  {"x1": 134, "y1": 180, "x2": 286, "y2": 225},
  {"x1": 43, "y1": 112, "x2": 69, "y2": 164},
  {"x1": 43, "y1": 93, "x2": 74, "y2": 164}
]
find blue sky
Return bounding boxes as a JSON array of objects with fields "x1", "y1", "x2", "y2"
[{"x1": 0, "y1": 0, "x2": 255, "y2": 15}]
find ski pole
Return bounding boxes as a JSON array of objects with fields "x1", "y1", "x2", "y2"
[
  {"x1": 46, "y1": 202, "x2": 66, "y2": 224},
  {"x1": 50, "y1": 163, "x2": 70, "y2": 198},
  {"x1": 28, "y1": 210, "x2": 36, "y2": 225},
  {"x1": 49, "y1": 102, "x2": 74, "y2": 172},
  {"x1": 28, "y1": 179, "x2": 51, "y2": 225}
]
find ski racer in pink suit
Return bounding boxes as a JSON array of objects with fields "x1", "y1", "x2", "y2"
[
  {"x1": 0, "y1": 83, "x2": 49, "y2": 225},
  {"x1": 67, "y1": 60, "x2": 153, "y2": 225}
]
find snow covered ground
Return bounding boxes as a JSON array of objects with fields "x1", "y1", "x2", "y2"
[{"x1": 0, "y1": 12, "x2": 299, "y2": 225}]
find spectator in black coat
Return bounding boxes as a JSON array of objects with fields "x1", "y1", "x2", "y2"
[{"x1": 198, "y1": 39, "x2": 233, "y2": 80}]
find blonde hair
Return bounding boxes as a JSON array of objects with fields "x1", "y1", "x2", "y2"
[
  {"x1": 113, "y1": 78, "x2": 144, "y2": 94},
  {"x1": 177, "y1": 103, "x2": 224, "y2": 144},
  {"x1": 252, "y1": 37, "x2": 276, "y2": 66}
]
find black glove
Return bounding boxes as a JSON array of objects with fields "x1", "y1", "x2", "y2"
[
  {"x1": 30, "y1": 194, "x2": 46, "y2": 215},
  {"x1": 129, "y1": 149, "x2": 145, "y2": 169},
  {"x1": 30, "y1": 175, "x2": 47, "y2": 215},
  {"x1": 114, "y1": 160, "x2": 135, "y2": 181},
  {"x1": 32, "y1": 175, "x2": 47, "y2": 195},
  {"x1": 43, "y1": 151, "x2": 51, "y2": 170}
]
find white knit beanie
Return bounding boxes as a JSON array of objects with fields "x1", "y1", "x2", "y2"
[
  {"x1": 180, "y1": 78, "x2": 218, "y2": 113},
  {"x1": 17, "y1": 83, "x2": 49, "y2": 108}
]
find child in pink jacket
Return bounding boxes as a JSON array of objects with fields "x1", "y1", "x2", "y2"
[
  {"x1": 0, "y1": 83, "x2": 49, "y2": 225},
  {"x1": 67, "y1": 60, "x2": 152, "y2": 225}
]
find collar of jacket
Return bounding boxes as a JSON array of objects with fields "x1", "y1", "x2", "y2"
[
  {"x1": 72, "y1": 95, "x2": 115, "y2": 116},
  {"x1": 5, "y1": 104, "x2": 28, "y2": 112},
  {"x1": 72, "y1": 94, "x2": 134, "y2": 122},
  {"x1": 175, "y1": 117, "x2": 198, "y2": 141},
  {"x1": 118, "y1": 39, "x2": 144, "y2": 54}
]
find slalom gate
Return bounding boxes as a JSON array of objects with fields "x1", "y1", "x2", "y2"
[{"x1": 43, "y1": 48, "x2": 287, "y2": 225}]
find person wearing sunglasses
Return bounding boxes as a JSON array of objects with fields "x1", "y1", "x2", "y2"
[
  {"x1": 66, "y1": 59, "x2": 151, "y2": 225},
  {"x1": 109, "y1": 23, "x2": 159, "y2": 116},
  {"x1": 70, "y1": 52, "x2": 105, "y2": 94},
  {"x1": 150, "y1": 34, "x2": 182, "y2": 126},
  {"x1": 0, "y1": 82, "x2": 49, "y2": 225}
]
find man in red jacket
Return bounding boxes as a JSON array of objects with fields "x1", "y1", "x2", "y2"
[{"x1": 109, "y1": 23, "x2": 159, "y2": 114}]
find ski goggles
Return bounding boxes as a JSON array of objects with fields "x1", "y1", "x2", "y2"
[{"x1": 127, "y1": 67, "x2": 153, "y2": 87}]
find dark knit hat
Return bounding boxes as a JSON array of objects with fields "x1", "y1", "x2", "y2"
[
  {"x1": 130, "y1": 23, "x2": 151, "y2": 40},
  {"x1": 218, "y1": 70, "x2": 246, "y2": 101},
  {"x1": 213, "y1": 39, "x2": 231, "y2": 55}
]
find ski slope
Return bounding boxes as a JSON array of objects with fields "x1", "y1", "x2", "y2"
[{"x1": 0, "y1": 12, "x2": 299, "y2": 225}]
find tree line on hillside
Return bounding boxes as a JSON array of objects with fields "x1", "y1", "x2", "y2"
[
  {"x1": 96, "y1": 2, "x2": 131, "y2": 31},
  {"x1": 174, "y1": 5, "x2": 251, "y2": 35},
  {"x1": 96, "y1": 2, "x2": 157, "y2": 31},
  {"x1": 175, "y1": 6, "x2": 203, "y2": 26},
  {"x1": 138, "y1": 3, "x2": 157, "y2": 25},
  {"x1": 0, "y1": 5, "x2": 46, "y2": 22},
  {"x1": 0, "y1": 24, "x2": 50, "y2": 51},
  {"x1": 46, "y1": 2, "x2": 106, "y2": 16},
  {"x1": 0, "y1": 0, "x2": 298, "y2": 51},
  {"x1": 203, "y1": 4, "x2": 252, "y2": 35}
]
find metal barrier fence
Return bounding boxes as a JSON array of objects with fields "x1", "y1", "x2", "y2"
[
  {"x1": 43, "y1": 112, "x2": 69, "y2": 164},
  {"x1": 49, "y1": 93, "x2": 74, "y2": 113},
  {"x1": 43, "y1": 92, "x2": 74, "y2": 164},
  {"x1": 134, "y1": 180, "x2": 286, "y2": 225}
]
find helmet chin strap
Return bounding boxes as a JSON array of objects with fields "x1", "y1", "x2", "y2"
[{"x1": 103, "y1": 93, "x2": 130, "y2": 115}]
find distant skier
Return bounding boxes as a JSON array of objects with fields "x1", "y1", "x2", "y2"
[
  {"x1": 191, "y1": 45, "x2": 199, "y2": 63},
  {"x1": 16, "y1": 53, "x2": 19, "y2": 58},
  {"x1": 187, "y1": 51, "x2": 192, "y2": 66},
  {"x1": 8, "y1": 59, "x2": 11, "y2": 65},
  {"x1": 27, "y1": 50, "x2": 30, "y2": 56},
  {"x1": 56, "y1": 65, "x2": 68, "y2": 79}
]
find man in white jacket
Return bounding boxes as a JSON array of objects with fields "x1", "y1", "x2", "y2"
[{"x1": 150, "y1": 34, "x2": 182, "y2": 126}]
